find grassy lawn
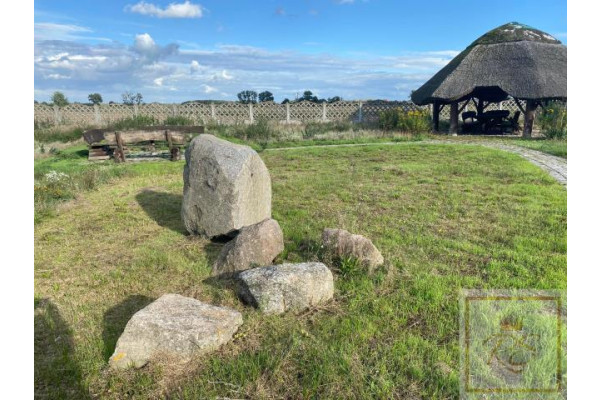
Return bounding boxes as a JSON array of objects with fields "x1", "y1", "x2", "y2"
[
  {"x1": 434, "y1": 135, "x2": 567, "y2": 158},
  {"x1": 34, "y1": 143, "x2": 566, "y2": 399}
]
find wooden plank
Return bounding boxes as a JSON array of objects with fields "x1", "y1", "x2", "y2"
[
  {"x1": 83, "y1": 125, "x2": 203, "y2": 145},
  {"x1": 102, "y1": 131, "x2": 190, "y2": 145}
]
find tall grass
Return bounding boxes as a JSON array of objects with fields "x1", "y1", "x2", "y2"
[{"x1": 538, "y1": 102, "x2": 567, "y2": 139}]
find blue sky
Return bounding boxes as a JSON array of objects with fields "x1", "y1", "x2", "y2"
[{"x1": 34, "y1": 0, "x2": 567, "y2": 103}]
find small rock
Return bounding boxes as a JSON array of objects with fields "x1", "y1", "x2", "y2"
[
  {"x1": 236, "y1": 262, "x2": 334, "y2": 314},
  {"x1": 109, "y1": 294, "x2": 242, "y2": 369},
  {"x1": 322, "y1": 228, "x2": 384, "y2": 269},
  {"x1": 213, "y1": 218, "x2": 284, "y2": 276},
  {"x1": 182, "y1": 134, "x2": 272, "y2": 238}
]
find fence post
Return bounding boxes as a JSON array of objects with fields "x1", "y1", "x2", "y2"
[
  {"x1": 133, "y1": 104, "x2": 139, "y2": 117},
  {"x1": 249, "y1": 103, "x2": 254, "y2": 123},
  {"x1": 53, "y1": 105, "x2": 61, "y2": 125},
  {"x1": 286, "y1": 103, "x2": 290, "y2": 124},
  {"x1": 322, "y1": 103, "x2": 327, "y2": 122},
  {"x1": 94, "y1": 104, "x2": 101, "y2": 125},
  {"x1": 358, "y1": 102, "x2": 363, "y2": 123},
  {"x1": 172, "y1": 104, "x2": 178, "y2": 117},
  {"x1": 210, "y1": 103, "x2": 216, "y2": 121}
]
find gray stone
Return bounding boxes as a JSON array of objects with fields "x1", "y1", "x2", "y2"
[
  {"x1": 213, "y1": 218, "x2": 284, "y2": 276},
  {"x1": 109, "y1": 294, "x2": 242, "y2": 369},
  {"x1": 236, "y1": 262, "x2": 334, "y2": 314},
  {"x1": 322, "y1": 228, "x2": 384, "y2": 269},
  {"x1": 182, "y1": 134, "x2": 272, "y2": 238}
]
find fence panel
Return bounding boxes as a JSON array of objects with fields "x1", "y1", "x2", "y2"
[
  {"x1": 327, "y1": 101, "x2": 360, "y2": 122},
  {"x1": 254, "y1": 102, "x2": 286, "y2": 122},
  {"x1": 35, "y1": 98, "x2": 550, "y2": 128},
  {"x1": 290, "y1": 101, "x2": 322, "y2": 122},
  {"x1": 34, "y1": 104, "x2": 55, "y2": 126}
]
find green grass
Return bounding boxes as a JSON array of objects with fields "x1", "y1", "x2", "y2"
[
  {"x1": 34, "y1": 143, "x2": 566, "y2": 399},
  {"x1": 507, "y1": 138, "x2": 567, "y2": 158},
  {"x1": 432, "y1": 135, "x2": 567, "y2": 158}
]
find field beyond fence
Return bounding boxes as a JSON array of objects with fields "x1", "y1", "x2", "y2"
[{"x1": 34, "y1": 99, "x2": 528, "y2": 128}]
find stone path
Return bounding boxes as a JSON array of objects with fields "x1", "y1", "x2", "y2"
[{"x1": 265, "y1": 140, "x2": 567, "y2": 186}]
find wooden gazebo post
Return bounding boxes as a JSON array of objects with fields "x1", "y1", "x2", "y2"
[
  {"x1": 432, "y1": 101, "x2": 440, "y2": 132},
  {"x1": 449, "y1": 102, "x2": 459, "y2": 135},
  {"x1": 523, "y1": 99, "x2": 537, "y2": 138}
]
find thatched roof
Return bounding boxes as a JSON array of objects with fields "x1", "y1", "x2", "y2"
[{"x1": 411, "y1": 22, "x2": 567, "y2": 105}]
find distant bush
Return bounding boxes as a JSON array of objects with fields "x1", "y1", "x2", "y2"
[
  {"x1": 379, "y1": 109, "x2": 399, "y2": 131},
  {"x1": 110, "y1": 115, "x2": 158, "y2": 130},
  {"x1": 233, "y1": 119, "x2": 274, "y2": 143},
  {"x1": 164, "y1": 116, "x2": 196, "y2": 126},
  {"x1": 379, "y1": 108, "x2": 430, "y2": 133},
  {"x1": 303, "y1": 121, "x2": 354, "y2": 138},
  {"x1": 538, "y1": 102, "x2": 567, "y2": 139},
  {"x1": 34, "y1": 127, "x2": 84, "y2": 143}
]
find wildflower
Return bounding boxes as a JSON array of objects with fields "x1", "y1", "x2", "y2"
[{"x1": 45, "y1": 170, "x2": 69, "y2": 183}]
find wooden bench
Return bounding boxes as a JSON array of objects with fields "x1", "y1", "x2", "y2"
[{"x1": 83, "y1": 126, "x2": 204, "y2": 162}]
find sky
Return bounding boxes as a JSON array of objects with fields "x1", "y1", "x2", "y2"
[{"x1": 34, "y1": 0, "x2": 567, "y2": 103}]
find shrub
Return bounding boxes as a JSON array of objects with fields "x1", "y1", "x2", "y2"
[
  {"x1": 379, "y1": 108, "x2": 431, "y2": 133},
  {"x1": 379, "y1": 109, "x2": 399, "y2": 131},
  {"x1": 538, "y1": 102, "x2": 567, "y2": 139},
  {"x1": 34, "y1": 127, "x2": 85, "y2": 143},
  {"x1": 110, "y1": 115, "x2": 157, "y2": 130},
  {"x1": 396, "y1": 109, "x2": 431, "y2": 134},
  {"x1": 303, "y1": 121, "x2": 353, "y2": 138},
  {"x1": 164, "y1": 116, "x2": 196, "y2": 126},
  {"x1": 234, "y1": 119, "x2": 274, "y2": 142}
]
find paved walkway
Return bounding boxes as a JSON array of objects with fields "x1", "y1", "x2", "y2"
[{"x1": 265, "y1": 140, "x2": 567, "y2": 186}]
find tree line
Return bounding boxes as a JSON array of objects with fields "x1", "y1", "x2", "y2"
[
  {"x1": 38, "y1": 90, "x2": 344, "y2": 106},
  {"x1": 237, "y1": 90, "x2": 341, "y2": 104}
]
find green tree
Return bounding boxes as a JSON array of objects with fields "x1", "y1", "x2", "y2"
[
  {"x1": 122, "y1": 91, "x2": 144, "y2": 105},
  {"x1": 281, "y1": 98, "x2": 290, "y2": 104},
  {"x1": 88, "y1": 93, "x2": 103, "y2": 105},
  {"x1": 301, "y1": 90, "x2": 320, "y2": 103},
  {"x1": 51, "y1": 91, "x2": 69, "y2": 107},
  {"x1": 327, "y1": 96, "x2": 342, "y2": 103},
  {"x1": 237, "y1": 90, "x2": 258, "y2": 104},
  {"x1": 258, "y1": 91, "x2": 274, "y2": 102}
]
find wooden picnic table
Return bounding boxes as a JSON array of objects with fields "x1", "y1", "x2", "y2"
[{"x1": 478, "y1": 110, "x2": 510, "y2": 133}]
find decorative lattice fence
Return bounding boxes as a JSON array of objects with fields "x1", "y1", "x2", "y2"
[{"x1": 34, "y1": 99, "x2": 530, "y2": 128}]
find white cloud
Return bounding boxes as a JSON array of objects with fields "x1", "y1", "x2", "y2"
[
  {"x1": 126, "y1": 1, "x2": 203, "y2": 19},
  {"x1": 202, "y1": 84, "x2": 218, "y2": 94},
  {"x1": 133, "y1": 33, "x2": 179, "y2": 61},
  {"x1": 134, "y1": 33, "x2": 156, "y2": 52},
  {"x1": 35, "y1": 36, "x2": 457, "y2": 102},
  {"x1": 34, "y1": 22, "x2": 109, "y2": 42},
  {"x1": 212, "y1": 69, "x2": 233, "y2": 81}
]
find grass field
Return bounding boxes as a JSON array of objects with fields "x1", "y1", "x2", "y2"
[{"x1": 34, "y1": 142, "x2": 566, "y2": 399}]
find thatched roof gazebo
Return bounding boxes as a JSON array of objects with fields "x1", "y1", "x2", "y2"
[{"x1": 411, "y1": 22, "x2": 567, "y2": 136}]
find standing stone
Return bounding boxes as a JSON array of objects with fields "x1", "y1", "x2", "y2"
[
  {"x1": 213, "y1": 218, "x2": 284, "y2": 276},
  {"x1": 182, "y1": 134, "x2": 271, "y2": 238},
  {"x1": 236, "y1": 262, "x2": 334, "y2": 314},
  {"x1": 322, "y1": 228, "x2": 384, "y2": 269},
  {"x1": 109, "y1": 294, "x2": 243, "y2": 369}
]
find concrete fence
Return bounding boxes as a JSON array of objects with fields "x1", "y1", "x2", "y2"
[{"x1": 34, "y1": 99, "x2": 527, "y2": 128}]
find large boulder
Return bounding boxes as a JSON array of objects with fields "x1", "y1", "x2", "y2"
[
  {"x1": 322, "y1": 228, "x2": 384, "y2": 270},
  {"x1": 109, "y1": 294, "x2": 242, "y2": 369},
  {"x1": 213, "y1": 218, "x2": 284, "y2": 276},
  {"x1": 236, "y1": 262, "x2": 334, "y2": 314},
  {"x1": 182, "y1": 134, "x2": 272, "y2": 238}
]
